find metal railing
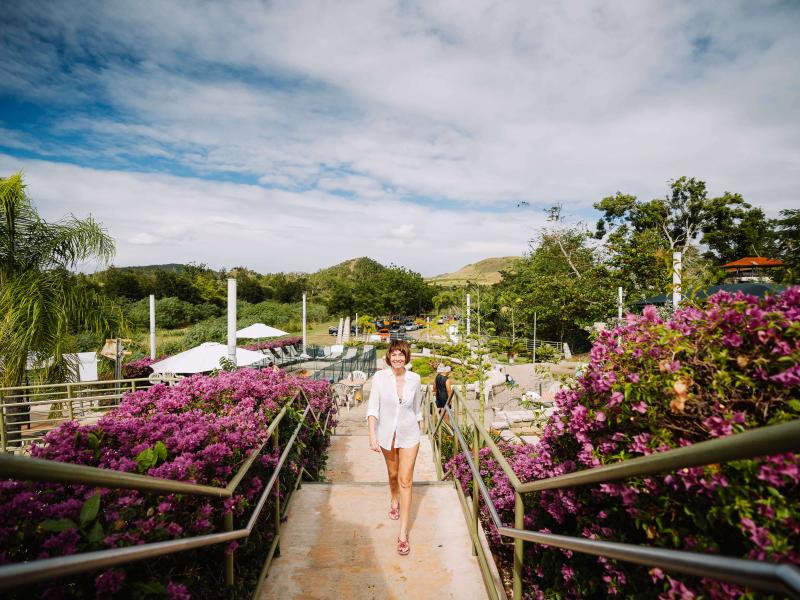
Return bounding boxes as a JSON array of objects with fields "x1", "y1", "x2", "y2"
[
  {"x1": 0, "y1": 387, "x2": 335, "y2": 597},
  {"x1": 425, "y1": 387, "x2": 800, "y2": 600},
  {"x1": 308, "y1": 346, "x2": 377, "y2": 382},
  {"x1": 0, "y1": 378, "x2": 173, "y2": 453}
]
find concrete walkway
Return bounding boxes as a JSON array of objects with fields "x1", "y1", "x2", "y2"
[{"x1": 261, "y1": 394, "x2": 488, "y2": 599}]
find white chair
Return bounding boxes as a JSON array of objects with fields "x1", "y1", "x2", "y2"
[
  {"x1": 332, "y1": 383, "x2": 353, "y2": 412},
  {"x1": 351, "y1": 370, "x2": 367, "y2": 382}
]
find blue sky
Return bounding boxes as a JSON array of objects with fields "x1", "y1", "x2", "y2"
[{"x1": 1, "y1": 1, "x2": 798, "y2": 275}]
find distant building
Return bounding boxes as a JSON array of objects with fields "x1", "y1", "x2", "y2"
[{"x1": 720, "y1": 257, "x2": 784, "y2": 283}]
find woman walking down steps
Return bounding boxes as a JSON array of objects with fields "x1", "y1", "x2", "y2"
[
  {"x1": 367, "y1": 340, "x2": 422, "y2": 556},
  {"x1": 259, "y1": 349, "x2": 489, "y2": 599}
]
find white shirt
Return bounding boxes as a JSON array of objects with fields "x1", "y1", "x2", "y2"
[{"x1": 366, "y1": 367, "x2": 423, "y2": 450}]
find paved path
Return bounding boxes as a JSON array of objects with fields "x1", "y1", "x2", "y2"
[{"x1": 261, "y1": 391, "x2": 488, "y2": 600}]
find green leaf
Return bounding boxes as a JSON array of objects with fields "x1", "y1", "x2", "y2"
[
  {"x1": 86, "y1": 521, "x2": 104, "y2": 543},
  {"x1": 40, "y1": 518, "x2": 77, "y2": 532},
  {"x1": 135, "y1": 448, "x2": 156, "y2": 472},
  {"x1": 131, "y1": 581, "x2": 167, "y2": 597},
  {"x1": 80, "y1": 493, "x2": 101, "y2": 526},
  {"x1": 154, "y1": 440, "x2": 167, "y2": 462},
  {"x1": 87, "y1": 432, "x2": 100, "y2": 450},
  {"x1": 787, "y1": 399, "x2": 800, "y2": 412},
  {"x1": 767, "y1": 486, "x2": 783, "y2": 499}
]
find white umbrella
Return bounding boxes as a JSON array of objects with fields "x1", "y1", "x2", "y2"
[
  {"x1": 150, "y1": 342, "x2": 268, "y2": 374},
  {"x1": 236, "y1": 323, "x2": 289, "y2": 339}
]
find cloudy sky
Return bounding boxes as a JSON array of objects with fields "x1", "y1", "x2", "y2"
[{"x1": 1, "y1": 1, "x2": 798, "y2": 276}]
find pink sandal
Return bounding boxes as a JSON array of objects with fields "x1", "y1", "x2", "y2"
[
  {"x1": 388, "y1": 503, "x2": 400, "y2": 520},
  {"x1": 397, "y1": 537, "x2": 410, "y2": 555}
]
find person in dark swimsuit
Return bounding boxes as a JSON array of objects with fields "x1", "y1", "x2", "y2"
[{"x1": 434, "y1": 364, "x2": 453, "y2": 424}]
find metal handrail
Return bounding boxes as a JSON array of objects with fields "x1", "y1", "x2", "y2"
[
  {"x1": 0, "y1": 388, "x2": 332, "y2": 594},
  {"x1": 0, "y1": 378, "x2": 174, "y2": 452},
  {"x1": 436, "y1": 389, "x2": 800, "y2": 599},
  {"x1": 517, "y1": 419, "x2": 800, "y2": 493},
  {"x1": 0, "y1": 378, "x2": 154, "y2": 393}
]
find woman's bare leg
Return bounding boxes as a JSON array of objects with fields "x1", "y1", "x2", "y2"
[
  {"x1": 381, "y1": 437, "x2": 400, "y2": 509},
  {"x1": 397, "y1": 443, "x2": 420, "y2": 541}
]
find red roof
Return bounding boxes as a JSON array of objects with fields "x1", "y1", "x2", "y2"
[{"x1": 721, "y1": 256, "x2": 784, "y2": 268}]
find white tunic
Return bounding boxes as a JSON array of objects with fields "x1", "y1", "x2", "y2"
[{"x1": 366, "y1": 367, "x2": 423, "y2": 450}]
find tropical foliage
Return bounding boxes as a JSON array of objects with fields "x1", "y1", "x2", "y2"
[
  {"x1": 448, "y1": 289, "x2": 800, "y2": 598},
  {"x1": 0, "y1": 172, "x2": 125, "y2": 443}
]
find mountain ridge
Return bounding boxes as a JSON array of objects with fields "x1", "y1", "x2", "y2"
[{"x1": 427, "y1": 256, "x2": 520, "y2": 286}]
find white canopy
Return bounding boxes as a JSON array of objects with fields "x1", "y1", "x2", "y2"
[
  {"x1": 150, "y1": 342, "x2": 268, "y2": 374},
  {"x1": 236, "y1": 323, "x2": 289, "y2": 339}
]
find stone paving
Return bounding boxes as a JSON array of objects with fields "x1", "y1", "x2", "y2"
[{"x1": 260, "y1": 385, "x2": 488, "y2": 600}]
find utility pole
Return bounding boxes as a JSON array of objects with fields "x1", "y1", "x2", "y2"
[
  {"x1": 672, "y1": 252, "x2": 682, "y2": 309},
  {"x1": 149, "y1": 295, "x2": 156, "y2": 359},
  {"x1": 301, "y1": 293, "x2": 308, "y2": 358},
  {"x1": 227, "y1": 278, "x2": 237, "y2": 367},
  {"x1": 466, "y1": 293, "x2": 471, "y2": 338}
]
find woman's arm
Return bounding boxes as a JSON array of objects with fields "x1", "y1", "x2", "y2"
[
  {"x1": 366, "y1": 377, "x2": 381, "y2": 452},
  {"x1": 445, "y1": 377, "x2": 453, "y2": 403},
  {"x1": 413, "y1": 379, "x2": 423, "y2": 423}
]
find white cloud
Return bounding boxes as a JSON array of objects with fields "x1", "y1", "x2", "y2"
[
  {"x1": 0, "y1": 154, "x2": 540, "y2": 275},
  {"x1": 1, "y1": 0, "x2": 798, "y2": 275}
]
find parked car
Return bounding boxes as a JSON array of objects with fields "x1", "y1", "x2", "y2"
[{"x1": 328, "y1": 325, "x2": 356, "y2": 335}]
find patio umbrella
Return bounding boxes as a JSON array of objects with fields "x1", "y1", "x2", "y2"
[
  {"x1": 236, "y1": 323, "x2": 289, "y2": 339},
  {"x1": 150, "y1": 342, "x2": 268, "y2": 374}
]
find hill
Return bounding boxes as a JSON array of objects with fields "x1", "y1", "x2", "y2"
[{"x1": 427, "y1": 256, "x2": 520, "y2": 286}]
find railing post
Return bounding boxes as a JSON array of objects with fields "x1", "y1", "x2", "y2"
[
  {"x1": 273, "y1": 420, "x2": 281, "y2": 556},
  {"x1": 224, "y1": 511, "x2": 234, "y2": 586},
  {"x1": 66, "y1": 384, "x2": 74, "y2": 421},
  {"x1": 513, "y1": 491, "x2": 524, "y2": 600},
  {"x1": 471, "y1": 425, "x2": 479, "y2": 556},
  {"x1": 451, "y1": 395, "x2": 459, "y2": 459},
  {"x1": 0, "y1": 395, "x2": 6, "y2": 453}
]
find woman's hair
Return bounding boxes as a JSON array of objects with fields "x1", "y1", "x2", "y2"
[{"x1": 384, "y1": 339, "x2": 411, "y2": 366}]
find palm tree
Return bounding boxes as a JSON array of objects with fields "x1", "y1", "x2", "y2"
[{"x1": 1, "y1": 172, "x2": 125, "y2": 444}]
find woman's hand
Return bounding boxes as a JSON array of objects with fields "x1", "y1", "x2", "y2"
[{"x1": 369, "y1": 434, "x2": 381, "y2": 453}]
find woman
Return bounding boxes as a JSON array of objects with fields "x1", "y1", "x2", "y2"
[
  {"x1": 434, "y1": 364, "x2": 453, "y2": 419},
  {"x1": 366, "y1": 339, "x2": 422, "y2": 555}
]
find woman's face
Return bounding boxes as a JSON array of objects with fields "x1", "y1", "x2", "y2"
[{"x1": 389, "y1": 350, "x2": 406, "y2": 369}]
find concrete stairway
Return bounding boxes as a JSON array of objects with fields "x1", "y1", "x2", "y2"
[{"x1": 260, "y1": 399, "x2": 488, "y2": 599}]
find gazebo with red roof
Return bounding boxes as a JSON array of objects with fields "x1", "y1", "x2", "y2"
[{"x1": 720, "y1": 256, "x2": 784, "y2": 282}]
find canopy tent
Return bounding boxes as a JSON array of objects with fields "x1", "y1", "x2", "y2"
[
  {"x1": 637, "y1": 283, "x2": 786, "y2": 306},
  {"x1": 236, "y1": 323, "x2": 289, "y2": 339},
  {"x1": 150, "y1": 342, "x2": 268, "y2": 374}
]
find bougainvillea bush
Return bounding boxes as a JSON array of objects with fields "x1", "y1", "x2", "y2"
[
  {"x1": 122, "y1": 356, "x2": 160, "y2": 379},
  {"x1": 0, "y1": 369, "x2": 334, "y2": 598},
  {"x1": 241, "y1": 337, "x2": 302, "y2": 352},
  {"x1": 448, "y1": 289, "x2": 800, "y2": 599}
]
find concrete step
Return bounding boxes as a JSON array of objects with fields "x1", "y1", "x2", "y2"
[
  {"x1": 324, "y1": 435, "x2": 439, "y2": 483},
  {"x1": 260, "y1": 482, "x2": 488, "y2": 600}
]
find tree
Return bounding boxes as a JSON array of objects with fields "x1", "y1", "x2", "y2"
[
  {"x1": 700, "y1": 193, "x2": 777, "y2": 263},
  {"x1": 593, "y1": 177, "x2": 777, "y2": 300},
  {"x1": 774, "y1": 208, "x2": 800, "y2": 282},
  {"x1": 498, "y1": 225, "x2": 615, "y2": 351},
  {"x1": 0, "y1": 172, "x2": 125, "y2": 443}
]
